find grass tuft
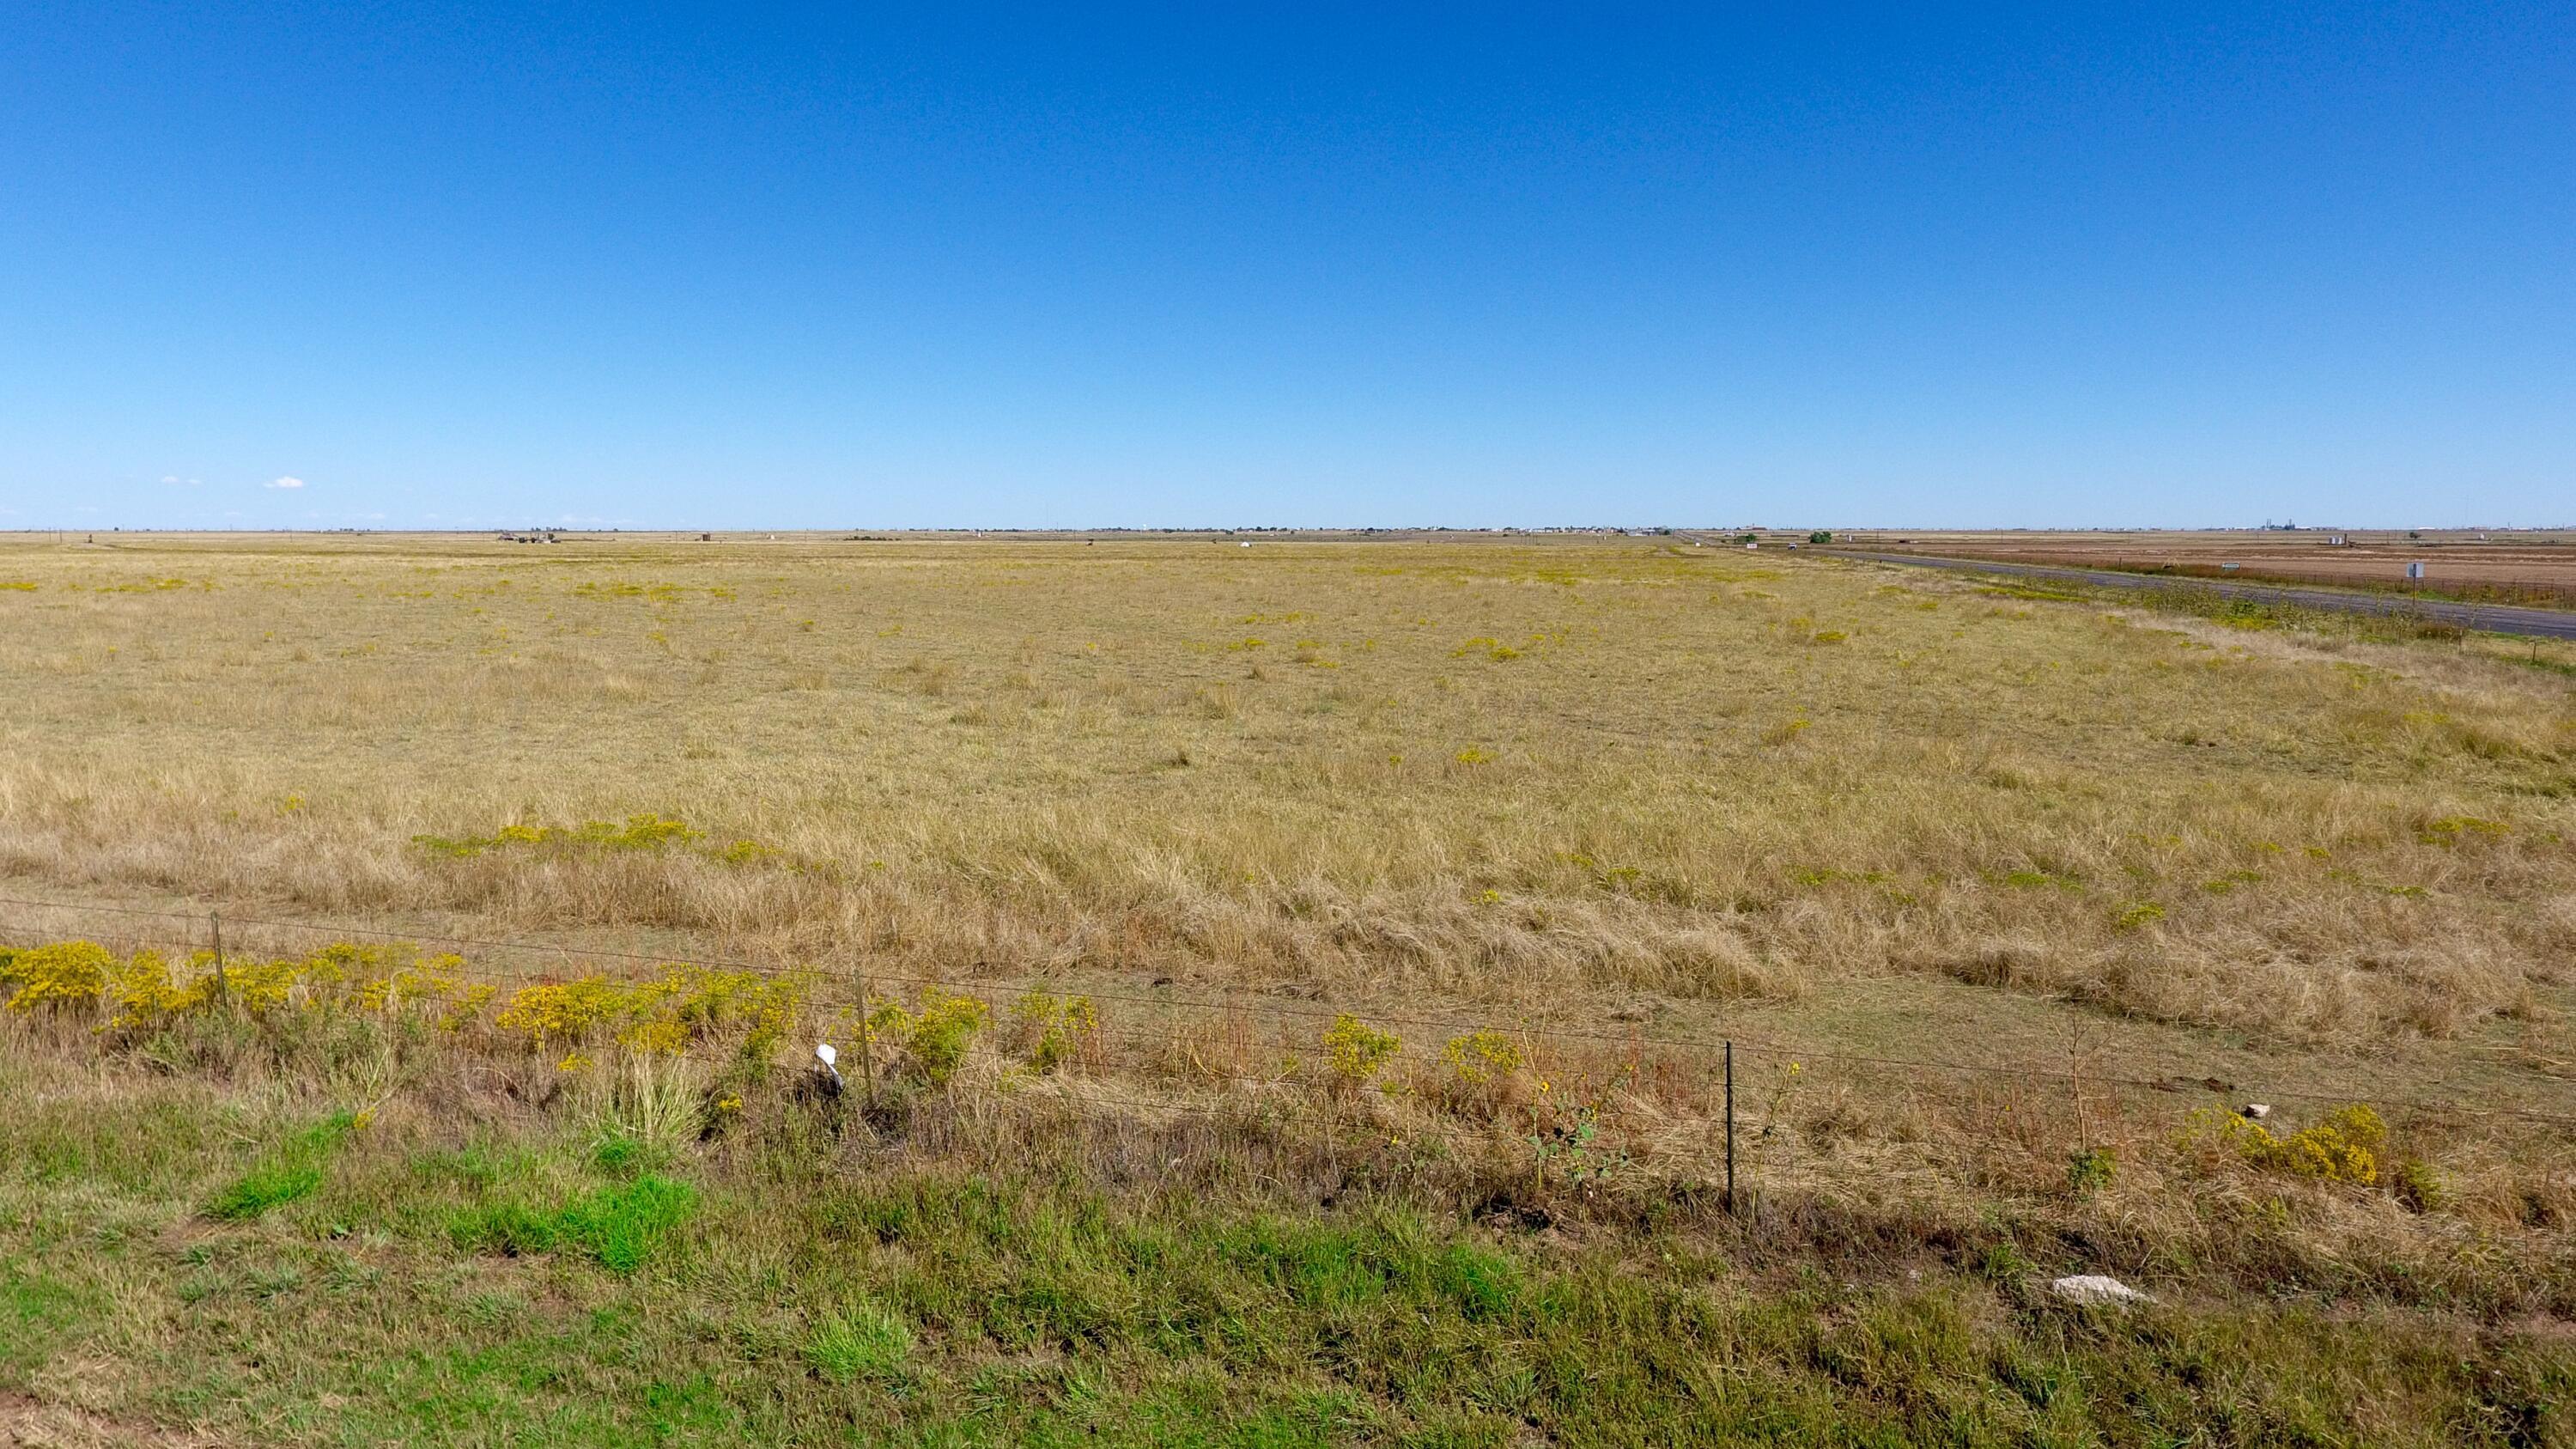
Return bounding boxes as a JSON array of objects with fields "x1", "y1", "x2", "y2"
[{"x1": 803, "y1": 1300, "x2": 914, "y2": 1383}]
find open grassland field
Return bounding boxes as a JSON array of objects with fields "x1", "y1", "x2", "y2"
[
  {"x1": 3, "y1": 532, "x2": 2574, "y2": 1445},
  {"x1": 1847, "y1": 529, "x2": 2576, "y2": 609}
]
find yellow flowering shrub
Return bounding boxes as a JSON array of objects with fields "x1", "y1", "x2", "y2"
[
  {"x1": 414, "y1": 813, "x2": 704, "y2": 859},
  {"x1": 1441, "y1": 1029, "x2": 1522, "y2": 1086},
  {"x1": 440, "y1": 984, "x2": 497, "y2": 1032},
  {"x1": 3, "y1": 939, "x2": 486, "y2": 1026},
  {"x1": 294, "y1": 941, "x2": 411, "y2": 987},
  {"x1": 218, "y1": 953, "x2": 319, "y2": 1014},
  {"x1": 1010, "y1": 990, "x2": 1099, "y2": 1074},
  {"x1": 495, "y1": 977, "x2": 647, "y2": 1044},
  {"x1": 1, "y1": 941, "x2": 117, "y2": 1013},
  {"x1": 2184, "y1": 1104, "x2": 2386, "y2": 1184},
  {"x1": 355, "y1": 955, "x2": 468, "y2": 1012},
  {"x1": 619, "y1": 1018, "x2": 692, "y2": 1055},
  {"x1": 495, "y1": 966, "x2": 803, "y2": 1056},
  {"x1": 1323, "y1": 1014, "x2": 1400, "y2": 1085},
  {"x1": 106, "y1": 950, "x2": 216, "y2": 1026},
  {"x1": 1, "y1": 935, "x2": 800, "y2": 1063}
]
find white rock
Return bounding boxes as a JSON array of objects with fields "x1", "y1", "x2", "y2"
[{"x1": 2050, "y1": 1275, "x2": 2154, "y2": 1307}]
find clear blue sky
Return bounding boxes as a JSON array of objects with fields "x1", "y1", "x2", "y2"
[{"x1": 3, "y1": 4, "x2": 2568, "y2": 530}]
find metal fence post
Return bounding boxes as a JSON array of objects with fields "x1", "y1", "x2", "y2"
[
  {"x1": 210, "y1": 912, "x2": 228, "y2": 1006},
  {"x1": 855, "y1": 968, "x2": 878, "y2": 1109},
  {"x1": 1724, "y1": 1040, "x2": 1736, "y2": 1215}
]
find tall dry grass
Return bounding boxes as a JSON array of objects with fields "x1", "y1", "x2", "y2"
[{"x1": 1, "y1": 533, "x2": 2570, "y2": 1048}]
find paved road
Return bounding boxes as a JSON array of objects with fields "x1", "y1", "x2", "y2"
[{"x1": 1815, "y1": 550, "x2": 2576, "y2": 642}]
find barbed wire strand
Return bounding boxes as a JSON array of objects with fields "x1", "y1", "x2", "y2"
[{"x1": 7, "y1": 892, "x2": 2574, "y2": 1129}]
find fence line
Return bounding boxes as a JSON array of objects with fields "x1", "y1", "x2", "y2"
[
  {"x1": 1910, "y1": 552, "x2": 2576, "y2": 612},
  {"x1": 5, "y1": 891, "x2": 2573, "y2": 1130}
]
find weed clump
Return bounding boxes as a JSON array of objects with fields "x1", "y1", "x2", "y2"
[
  {"x1": 2110, "y1": 901, "x2": 2164, "y2": 932},
  {"x1": 411, "y1": 813, "x2": 702, "y2": 859},
  {"x1": 1441, "y1": 1029, "x2": 1522, "y2": 1087},
  {"x1": 2392, "y1": 1159, "x2": 2447, "y2": 1213},
  {"x1": 2064, "y1": 1146, "x2": 2117, "y2": 1196},
  {"x1": 2418, "y1": 816, "x2": 2508, "y2": 846},
  {"x1": 865, "y1": 990, "x2": 991, "y2": 1084},
  {"x1": 1008, "y1": 989, "x2": 1099, "y2": 1074}
]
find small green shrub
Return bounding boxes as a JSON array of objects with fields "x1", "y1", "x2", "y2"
[
  {"x1": 1528, "y1": 1099, "x2": 1619, "y2": 1189},
  {"x1": 1976, "y1": 1241, "x2": 2032, "y2": 1285},
  {"x1": 2393, "y1": 1159, "x2": 2446, "y2": 1213},
  {"x1": 2065, "y1": 1147, "x2": 2117, "y2": 1196},
  {"x1": 2418, "y1": 816, "x2": 2508, "y2": 846}
]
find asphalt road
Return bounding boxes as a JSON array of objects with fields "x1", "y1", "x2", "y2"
[{"x1": 1817, "y1": 550, "x2": 2576, "y2": 642}]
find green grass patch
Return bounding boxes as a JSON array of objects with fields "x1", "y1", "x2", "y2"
[
  {"x1": 7, "y1": 1117, "x2": 2574, "y2": 1446},
  {"x1": 447, "y1": 1172, "x2": 698, "y2": 1275},
  {"x1": 0, "y1": 1261, "x2": 92, "y2": 1376},
  {"x1": 208, "y1": 1160, "x2": 325, "y2": 1221},
  {"x1": 208, "y1": 1111, "x2": 358, "y2": 1221}
]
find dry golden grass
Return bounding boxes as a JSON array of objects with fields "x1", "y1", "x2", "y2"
[
  {"x1": 5, "y1": 533, "x2": 2574, "y2": 1441},
  {"x1": 3, "y1": 531, "x2": 2573, "y2": 1052}
]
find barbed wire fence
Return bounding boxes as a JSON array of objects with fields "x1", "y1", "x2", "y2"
[
  {"x1": 5, "y1": 892, "x2": 2570, "y2": 1216},
  {"x1": 1884, "y1": 553, "x2": 2576, "y2": 615}
]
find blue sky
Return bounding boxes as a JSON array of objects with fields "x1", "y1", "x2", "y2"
[{"x1": 2, "y1": 4, "x2": 2568, "y2": 529}]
